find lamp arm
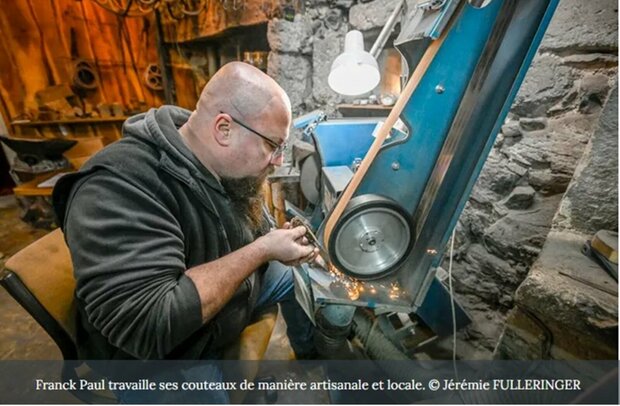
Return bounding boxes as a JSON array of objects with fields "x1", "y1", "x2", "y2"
[{"x1": 369, "y1": 0, "x2": 406, "y2": 59}]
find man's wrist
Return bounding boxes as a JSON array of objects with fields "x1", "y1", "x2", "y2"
[{"x1": 251, "y1": 236, "x2": 272, "y2": 263}]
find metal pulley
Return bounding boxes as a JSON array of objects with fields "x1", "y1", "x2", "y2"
[{"x1": 328, "y1": 194, "x2": 414, "y2": 280}]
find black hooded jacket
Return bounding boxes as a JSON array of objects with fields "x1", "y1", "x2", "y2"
[{"x1": 53, "y1": 106, "x2": 262, "y2": 360}]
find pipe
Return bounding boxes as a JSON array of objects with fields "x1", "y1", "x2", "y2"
[
  {"x1": 370, "y1": 0, "x2": 406, "y2": 59},
  {"x1": 314, "y1": 304, "x2": 357, "y2": 359},
  {"x1": 352, "y1": 310, "x2": 410, "y2": 361}
]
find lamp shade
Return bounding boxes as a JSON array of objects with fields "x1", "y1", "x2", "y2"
[{"x1": 328, "y1": 30, "x2": 381, "y2": 96}]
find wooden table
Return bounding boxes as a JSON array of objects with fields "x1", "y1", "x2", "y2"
[{"x1": 13, "y1": 170, "x2": 73, "y2": 197}]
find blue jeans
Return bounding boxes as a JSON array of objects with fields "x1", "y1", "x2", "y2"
[{"x1": 255, "y1": 261, "x2": 316, "y2": 358}]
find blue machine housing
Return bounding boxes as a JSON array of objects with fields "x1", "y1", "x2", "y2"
[
  {"x1": 303, "y1": 117, "x2": 471, "y2": 336},
  {"x1": 313, "y1": 119, "x2": 379, "y2": 168},
  {"x1": 293, "y1": 0, "x2": 560, "y2": 343}
]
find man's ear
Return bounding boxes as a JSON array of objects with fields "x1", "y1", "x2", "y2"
[{"x1": 214, "y1": 116, "x2": 232, "y2": 147}]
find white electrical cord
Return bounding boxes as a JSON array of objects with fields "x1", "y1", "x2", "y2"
[
  {"x1": 448, "y1": 227, "x2": 466, "y2": 403},
  {"x1": 449, "y1": 228, "x2": 457, "y2": 364}
]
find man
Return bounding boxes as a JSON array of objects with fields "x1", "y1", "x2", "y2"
[{"x1": 52, "y1": 62, "x2": 318, "y2": 362}]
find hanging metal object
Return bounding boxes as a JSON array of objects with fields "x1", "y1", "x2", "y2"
[
  {"x1": 91, "y1": 0, "x2": 207, "y2": 20},
  {"x1": 219, "y1": 0, "x2": 245, "y2": 11},
  {"x1": 144, "y1": 63, "x2": 164, "y2": 91},
  {"x1": 92, "y1": 0, "x2": 151, "y2": 16},
  {"x1": 164, "y1": 0, "x2": 206, "y2": 19}
]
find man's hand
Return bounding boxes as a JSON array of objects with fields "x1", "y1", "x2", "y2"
[{"x1": 257, "y1": 225, "x2": 319, "y2": 265}]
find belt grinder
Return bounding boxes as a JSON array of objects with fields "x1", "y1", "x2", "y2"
[{"x1": 288, "y1": 0, "x2": 560, "y2": 355}]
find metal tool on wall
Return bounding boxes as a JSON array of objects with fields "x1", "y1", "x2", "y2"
[
  {"x1": 144, "y1": 63, "x2": 164, "y2": 91},
  {"x1": 72, "y1": 60, "x2": 99, "y2": 91},
  {"x1": 92, "y1": 0, "x2": 206, "y2": 20}
]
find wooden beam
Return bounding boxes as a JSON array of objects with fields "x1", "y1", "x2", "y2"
[{"x1": 155, "y1": 11, "x2": 176, "y2": 105}]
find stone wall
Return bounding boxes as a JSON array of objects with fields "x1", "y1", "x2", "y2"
[
  {"x1": 267, "y1": 0, "x2": 403, "y2": 115},
  {"x1": 266, "y1": 0, "x2": 618, "y2": 358},
  {"x1": 494, "y1": 87, "x2": 618, "y2": 359},
  {"x1": 447, "y1": 0, "x2": 618, "y2": 358}
]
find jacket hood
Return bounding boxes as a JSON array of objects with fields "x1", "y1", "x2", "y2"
[
  {"x1": 123, "y1": 106, "x2": 224, "y2": 194},
  {"x1": 123, "y1": 105, "x2": 188, "y2": 149},
  {"x1": 53, "y1": 106, "x2": 225, "y2": 228}
]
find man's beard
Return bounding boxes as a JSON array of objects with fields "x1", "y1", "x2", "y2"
[{"x1": 221, "y1": 167, "x2": 274, "y2": 233}]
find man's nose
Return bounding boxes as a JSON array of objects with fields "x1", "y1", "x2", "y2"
[{"x1": 270, "y1": 153, "x2": 285, "y2": 166}]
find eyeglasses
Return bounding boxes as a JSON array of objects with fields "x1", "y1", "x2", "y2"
[{"x1": 220, "y1": 111, "x2": 287, "y2": 158}]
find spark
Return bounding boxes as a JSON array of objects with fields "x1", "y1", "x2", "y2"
[
  {"x1": 325, "y1": 264, "x2": 407, "y2": 302},
  {"x1": 328, "y1": 264, "x2": 361, "y2": 300},
  {"x1": 389, "y1": 282, "x2": 402, "y2": 300}
]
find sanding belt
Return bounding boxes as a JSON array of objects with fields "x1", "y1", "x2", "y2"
[{"x1": 322, "y1": 23, "x2": 451, "y2": 253}]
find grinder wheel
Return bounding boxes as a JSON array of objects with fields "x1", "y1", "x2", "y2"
[{"x1": 328, "y1": 194, "x2": 414, "y2": 280}]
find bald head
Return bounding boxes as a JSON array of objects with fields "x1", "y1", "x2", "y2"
[
  {"x1": 179, "y1": 62, "x2": 292, "y2": 179},
  {"x1": 196, "y1": 62, "x2": 290, "y2": 121}
]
